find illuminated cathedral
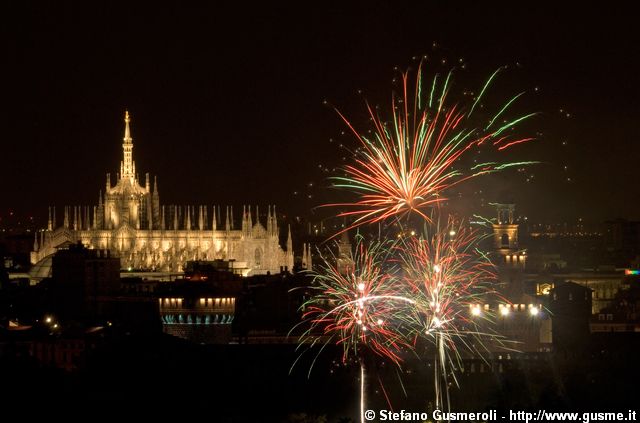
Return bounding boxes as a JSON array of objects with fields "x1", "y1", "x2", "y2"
[{"x1": 31, "y1": 111, "x2": 294, "y2": 275}]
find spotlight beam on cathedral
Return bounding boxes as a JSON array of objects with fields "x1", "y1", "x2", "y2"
[{"x1": 31, "y1": 111, "x2": 294, "y2": 276}]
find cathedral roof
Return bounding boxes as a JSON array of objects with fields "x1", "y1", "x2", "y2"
[{"x1": 109, "y1": 178, "x2": 148, "y2": 196}]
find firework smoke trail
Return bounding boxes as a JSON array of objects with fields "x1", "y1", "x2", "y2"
[
  {"x1": 360, "y1": 361, "x2": 365, "y2": 423},
  {"x1": 326, "y1": 61, "x2": 537, "y2": 234},
  {"x1": 399, "y1": 218, "x2": 500, "y2": 410}
]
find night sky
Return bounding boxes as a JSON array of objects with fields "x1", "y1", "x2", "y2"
[{"x1": 3, "y1": 1, "x2": 639, "y2": 227}]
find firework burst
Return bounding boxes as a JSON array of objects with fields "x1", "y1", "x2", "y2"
[
  {"x1": 295, "y1": 59, "x2": 534, "y2": 417},
  {"x1": 399, "y1": 218, "x2": 500, "y2": 410},
  {"x1": 293, "y1": 235, "x2": 417, "y2": 423},
  {"x1": 327, "y1": 61, "x2": 537, "y2": 233},
  {"x1": 296, "y1": 235, "x2": 413, "y2": 367}
]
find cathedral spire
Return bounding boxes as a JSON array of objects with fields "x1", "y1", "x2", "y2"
[
  {"x1": 47, "y1": 206, "x2": 52, "y2": 231},
  {"x1": 146, "y1": 196, "x2": 153, "y2": 230},
  {"x1": 267, "y1": 205, "x2": 272, "y2": 235},
  {"x1": 272, "y1": 205, "x2": 278, "y2": 237},
  {"x1": 152, "y1": 176, "x2": 160, "y2": 228},
  {"x1": 122, "y1": 110, "x2": 135, "y2": 182},
  {"x1": 286, "y1": 223, "x2": 293, "y2": 272},
  {"x1": 212, "y1": 205, "x2": 217, "y2": 231},
  {"x1": 203, "y1": 205, "x2": 208, "y2": 231},
  {"x1": 242, "y1": 205, "x2": 247, "y2": 234},
  {"x1": 173, "y1": 205, "x2": 178, "y2": 230},
  {"x1": 302, "y1": 242, "x2": 307, "y2": 269}
]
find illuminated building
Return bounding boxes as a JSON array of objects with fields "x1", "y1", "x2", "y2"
[
  {"x1": 491, "y1": 203, "x2": 552, "y2": 351},
  {"x1": 159, "y1": 296, "x2": 236, "y2": 344},
  {"x1": 31, "y1": 111, "x2": 294, "y2": 276},
  {"x1": 492, "y1": 203, "x2": 526, "y2": 271}
]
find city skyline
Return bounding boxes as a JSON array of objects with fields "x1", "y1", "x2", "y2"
[
  {"x1": 2, "y1": 3, "x2": 640, "y2": 419},
  {"x1": 3, "y1": 2, "x2": 639, "y2": 225}
]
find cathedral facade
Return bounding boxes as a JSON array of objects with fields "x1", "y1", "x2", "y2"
[{"x1": 31, "y1": 111, "x2": 294, "y2": 275}]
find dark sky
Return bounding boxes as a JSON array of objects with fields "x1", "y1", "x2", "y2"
[{"x1": 3, "y1": 1, "x2": 639, "y2": 226}]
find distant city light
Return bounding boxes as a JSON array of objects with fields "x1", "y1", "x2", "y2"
[
  {"x1": 500, "y1": 307, "x2": 510, "y2": 316},
  {"x1": 529, "y1": 306, "x2": 539, "y2": 316},
  {"x1": 471, "y1": 306, "x2": 481, "y2": 316}
]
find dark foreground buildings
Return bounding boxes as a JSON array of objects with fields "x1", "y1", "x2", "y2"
[{"x1": 2, "y1": 204, "x2": 640, "y2": 420}]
